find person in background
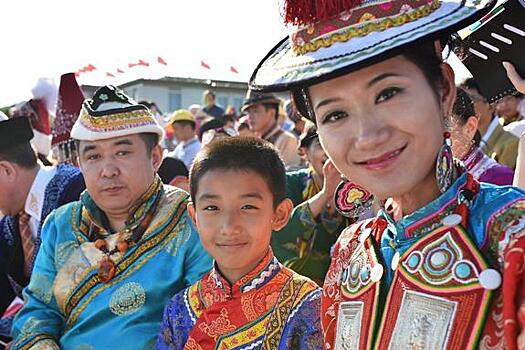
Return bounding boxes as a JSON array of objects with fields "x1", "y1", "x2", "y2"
[
  {"x1": 497, "y1": 93, "x2": 524, "y2": 127},
  {"x1": 448, "y1": 88, "x2": 514, "y2": 185},
  {"x1": 157, "y1": 157, "x2": 189, "y2": 192},
  {"x1": 460, "y1": 78, "x2": 519, "y2": 169},
  {"x1": 243, "y1": 90, "x2": 301, "y2": 167},
  {"x1": 11, "y1": 85, "x2": 211, "y2": 350},
  {"x1": 166, "y1": 109, "x2": 201, "y2": 169},
  {"x1": 273, "y1": 125, "x2": 352, "y2": 285},
  {"x1": 201, "y1": 90, "x2": 224, "y2": 120},
  {"x1": 0, "y1": 115, "x2": 84, "y2": 339},
  {"x1": 156, "y1": 137, "x2": 322, "y2": 349},
  {"x1": 285, "y1": 99, "x2": 308, "y2": 138},
  {"x1": 236, "y1": 115, "x2": 254, "y2": 138}
]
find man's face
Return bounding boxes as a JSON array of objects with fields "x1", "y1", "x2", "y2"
[
  {"x1": 0, "y1": 162, "x2": 19, "y2": 215},
  {"x1": 247, "y1": 104, "x2": 275, "y2": 134},
  {"x1": 78, "y1": 134, "x2": 162, "y2": 217},
  {"x1": 496, "y1": 95, "x2": 521, "y2": 122},
  {"x1": 172, "y1": 122, "x2": 192, "y2": 142},
  {"x1": 204, "y1": 93, "x2": 215, "y2": 108}
]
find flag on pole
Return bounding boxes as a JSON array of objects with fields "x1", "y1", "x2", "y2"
[
  {"x1": 201, "y1": 60, "x2": 211, "y2": 69},
  {"x1": 106, "y1": 72, "x2": 115, "y2": 78},
  {"x1": 157, "y1": 56, "x2": 167, "y2": 65},
  {"x1": 117, "y1": 68, "x2": 125, "y2": 74},
  {"x1": 230, "y1": 66, "x2": 239, "y2": 73}
]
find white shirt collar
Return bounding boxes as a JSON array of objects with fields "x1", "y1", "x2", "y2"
[
  {"x1": 481, "y1": 116, "x2": 500, "y2": 145},
  {"x1": 24, "y1": 164, "x2": 57, "y2": 221}
]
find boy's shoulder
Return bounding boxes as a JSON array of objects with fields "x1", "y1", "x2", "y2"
[{"x1": 280, "y1": 266, "x2": 322, "y2": 302}]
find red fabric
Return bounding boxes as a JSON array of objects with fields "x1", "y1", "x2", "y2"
[
  {"x1": 230, "y1": 66, "x2": 239, "y2": 73},
  {"x1": 106, "y1": 72, "x2": 115, "y2": 78},
  {"x1": 201, "y1": 60, "x2": 211, "y2": 69},
  {"x1": 52, "y1": 73, "x2": 85, "y2": 146},
  {"x1": 158, "y1": 56, "x2": 167, "y2": 65}
]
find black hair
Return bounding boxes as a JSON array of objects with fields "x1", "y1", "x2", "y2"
[
  {"x1": 198, "y1": 118, "x2": 224, "y2": 140},
  {"x1": 459, "y1": 77, "x2": 484, "y2": 97},
  {"x1": 0, "y1": 142, "x2": 38, "y2": 169},
  {"x1": 139, "y1": 133, "x2": 160, "y2": 154},
  {"x1": 190, "y1": 137, "x2": 286, "y2": 208},
  {"x1": 158, "y1": 157, "x2": 189, "y2": 184},
  {"x1": 173, "y1": 120, "x2": 196, "y2": 131},
  {"x1": 292, "y1": 40, "x2": 445, "y2": 121},
  {"x1": 452, "y1": 88, "x2": 476, "y2": 126}
]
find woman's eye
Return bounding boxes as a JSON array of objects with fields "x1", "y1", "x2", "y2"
[
  {"x1": 376, "y1": 87, "x2": 402, "y2": 103},
  {"x1": 322, "y1": 111, "x2": 348, "y2": 124}
]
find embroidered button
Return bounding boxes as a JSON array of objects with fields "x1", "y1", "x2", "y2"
[
  {"x1": 441, "y1": 214, "x2": 462, "y2": 227},
  {"x1": 359, "y1": 228, "x2": 372, "y2": 243},
  {"x1": 391, "y1": 252, "x2": 400, "y2": 270},
  {"x1": 479, "y1": 269, "x2": 501, "y2": 290},
  {"x1": 371, "y1": 264, "x2": 383, "y2": 283}
]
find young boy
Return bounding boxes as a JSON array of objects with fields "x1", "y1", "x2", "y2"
[{"x1": 156, "y1": 137, "x2": 322, "y2": 349}]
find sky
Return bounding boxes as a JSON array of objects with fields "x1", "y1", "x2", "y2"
[{"x1": 0, "y1": 0, "x2": 473, "y2": 108}]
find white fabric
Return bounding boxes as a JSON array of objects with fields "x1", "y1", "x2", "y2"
[
  {"x1": 24, "y1": 164, "x2": 56, "y2": 238},
  {"x1": 481, "y1": 116, "x2": 500, "y2": 147},
  {"x1": 70, "y1": 117, "x2": 165, "y2": 142},
  {"x1": 0, "y1": 111, "x2": 8, "y2": 121},
  {"x1": 31, "y1": 129, "x2": 52, "y2": 156},
  {"x1": 504, "y1": 119, "x2": 525, "y2": 138}
]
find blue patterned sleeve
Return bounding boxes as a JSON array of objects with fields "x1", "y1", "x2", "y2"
[
  {"x1": 11, "y1": 211, "x2": 64, "y2": 350},
  {"x1": 280, "y1": 288, "x2": 323, "y2": 350},
  {"x1": 156, "y1": 290, "x2": 193, "y2": 350},
  {"x1": 182, "y1": 213, "x2": 212, "y2": 287}
]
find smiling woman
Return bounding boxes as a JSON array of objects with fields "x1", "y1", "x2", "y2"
[{"x1": 250, "y1": 0, "x2": 525, "y2": 349}]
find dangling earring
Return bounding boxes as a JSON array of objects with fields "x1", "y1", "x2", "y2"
[
  {"x1": 334, "y1": 179, "x2": 374, "y2": 218},
  {"x1": 436, "y1": 131, "x2": 454, "y2": 193}
]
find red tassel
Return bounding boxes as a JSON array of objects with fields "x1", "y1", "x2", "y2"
[{"x1": 284, "y1": 0, "x2": 362, "y2": 26}]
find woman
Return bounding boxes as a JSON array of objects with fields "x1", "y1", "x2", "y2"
[
  {"x1": 250, "y1": 0, "x2": 525, "y2": 349},
  {"x1": 449, "y1": 87, "x2": 514, "y2": 185},
  {"x1": 273, "y1": 125, "x2": 353, "y2": 285}
]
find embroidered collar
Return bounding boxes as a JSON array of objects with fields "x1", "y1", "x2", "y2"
[
  {"x1": 462, "y1": 145, "x2": 485, "y2": 172},
  {"x1": 79, "y1": 175, "x2": 163, "y2": 236},
  {"x1": 380, "y1": 172, "x2": 472, "y2": 242},
  {"x1": 24, "y1": 164, "x2": 57, "y2": 221},
  {"x1": 211, "y1": 248, "x2": 282, "y2": 295}
]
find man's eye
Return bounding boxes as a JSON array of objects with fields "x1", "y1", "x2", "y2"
[
  {"x1": 86, "y1": 154, "x2": 100, "y2": 161},
  {"x1": 202, "y1": 205, "x2": 219, "y2": 211},
  {"x1": 376, "y1": 87, "x2": 402, "y2": 103},
  {"x1": 322, "y1": 111, "x2": 348, "y2": 124},
  {"x1": 116, "y1": 150, "x2": 130, "y2": 156}
]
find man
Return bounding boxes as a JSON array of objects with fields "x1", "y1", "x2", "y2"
[
  {"x1": 501, "y1": 93, "x2": 525, "y2": 137},
  {"x1": 166, "y1": 109, "x2": 201, "y2": 169},
  {"x1": 243, "y1": 90, "x2": 301, "y2": 167},
  {"x1": 460, "y1": 78, "x2": 519, "y2": 169},
  {"x1": 0, "y1": 115, "x2": 85, "y2": 337},
  {"x1": 11, "y1": 86, "x2": 211, "y2": 350},
  {"x1": 201, "y1": 90, "x2": 224, "y2": 120}
]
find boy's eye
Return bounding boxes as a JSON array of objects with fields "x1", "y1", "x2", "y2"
[
  {"x1": 241, "y1": 204, "x2": 259, "y2": 210},
  {"x1": 321, "y1": 111, "x2": 348, "y2": 125},
  {"x1": 376, "y1": 87, "x2": 402, "y2": 103}
]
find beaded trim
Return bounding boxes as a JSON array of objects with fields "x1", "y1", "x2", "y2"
[
  {"x1": 291, "y1": 0, "x2": 441, "y2": 55},
  {"x1": 78, "y1": 109, "x2": 157, "y2": 133}
]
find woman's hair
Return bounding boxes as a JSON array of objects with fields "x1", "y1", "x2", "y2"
[
  {"x1": 292, "y1": 39, "x2": 446, "y2": 121},
  {"x1": 452, "y1": 88, "x2": 476, "y2": 126}
]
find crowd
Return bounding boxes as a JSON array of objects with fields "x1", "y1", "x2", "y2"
[{"x1": 1, "y1": 0, "x2": 525, "y2": 349}]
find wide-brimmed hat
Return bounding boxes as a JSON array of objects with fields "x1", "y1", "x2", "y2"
[
  {"x1": 241, "y1": 89, "x2": 281, "y2": 112},
  {"x1": 71, "y1": 85, "x2": 164, "y2": 142},
  {"x1": 250, "y1": 0, "x2": 495, "y2": 92}
]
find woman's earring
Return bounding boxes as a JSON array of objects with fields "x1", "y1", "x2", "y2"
[
  {"x1": 436, "y1": 131, "x2": 454, "y2": 193},
  {"x1": 334, "y1": 179, "x2": 374, "y2": 218}
]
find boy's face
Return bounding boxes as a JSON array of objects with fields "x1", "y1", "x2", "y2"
[{"x1": 188, "y1": 169, "x2": 292, "y2": 284}]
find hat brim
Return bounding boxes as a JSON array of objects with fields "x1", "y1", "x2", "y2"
[
  {"x1": 241, "y1": 97, "x2": 281, "y2": 112},
  {"x1": 249, "y1": 0, "x2": 496, "y2": 92}
]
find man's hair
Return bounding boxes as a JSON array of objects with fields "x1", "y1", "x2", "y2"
[
  {"x1": 203, "y1": 90, "x2": 215, "y2": 99},
  {"x1": 173, "y1": 120, "x2": 196, "y2": 131},
  {"x1": 459, "y1": 78, "x2": 487, "y2": 100},
  {"x1": 0, "y1": 142, "x2": 38, "y2": 169},
  {"x1": 190, "y1": 137, "x2": 286, "y2": 207}
]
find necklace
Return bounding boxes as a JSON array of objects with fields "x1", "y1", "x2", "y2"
[{"x1": 88, "y1": 185, "x2": 162, "y2": 283}]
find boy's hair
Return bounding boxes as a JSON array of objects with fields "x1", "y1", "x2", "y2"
[{"x1": 190, "y1": 137, "x2": 286, "y2": 207}]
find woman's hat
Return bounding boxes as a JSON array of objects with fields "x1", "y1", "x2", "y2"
[{"x1": 249, "y1": 0, "x2": 495, "y2": 92}]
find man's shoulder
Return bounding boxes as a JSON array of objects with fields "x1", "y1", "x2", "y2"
[{"x1": 158, "y1": 186, "x2": 190, "y2": 217}]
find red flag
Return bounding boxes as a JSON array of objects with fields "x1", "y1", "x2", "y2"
[
  {"x1": 157, "y1": 56, "x2": 167, "y2": 65},
  {"x1": 86, "y1": 64, "x2": 97, "y2": 72},
  {"x1": 230, "y1": 66, "x2": 239, "y2": 73},
  {"x1": 117, "y1": 68, "x2": 125, "y2": 74},
  {"x1": 138, "y1": 59, "x2": 150, "y2": 67},
  {"x1": 106, "y1": 72, "x2": 115, "y2": 78},
  {"x1": 75, "y1": 72, "x2": 80, "y2": 77},
  {"x1": 201, "y1": 60, "x2": 211, "y2": 69},
  {"x1": 128, "y1": 62, "x2": 138, "y2": 68}
]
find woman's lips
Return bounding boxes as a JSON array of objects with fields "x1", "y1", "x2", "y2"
[{"x1": 355, "y1": 145, "x2": 407, "y2": 171}]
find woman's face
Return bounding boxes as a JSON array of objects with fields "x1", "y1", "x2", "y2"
[
  {"x1": 309, "y1": 55, "x2": 455, "y2": 199},
  {"x1": 305, "y1": 138, "x2": 328, "y2": 177}
]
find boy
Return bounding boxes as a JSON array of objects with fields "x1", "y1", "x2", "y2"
[{"x1": 156, "y1": 137, "x2": 322, "y2": 349}]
